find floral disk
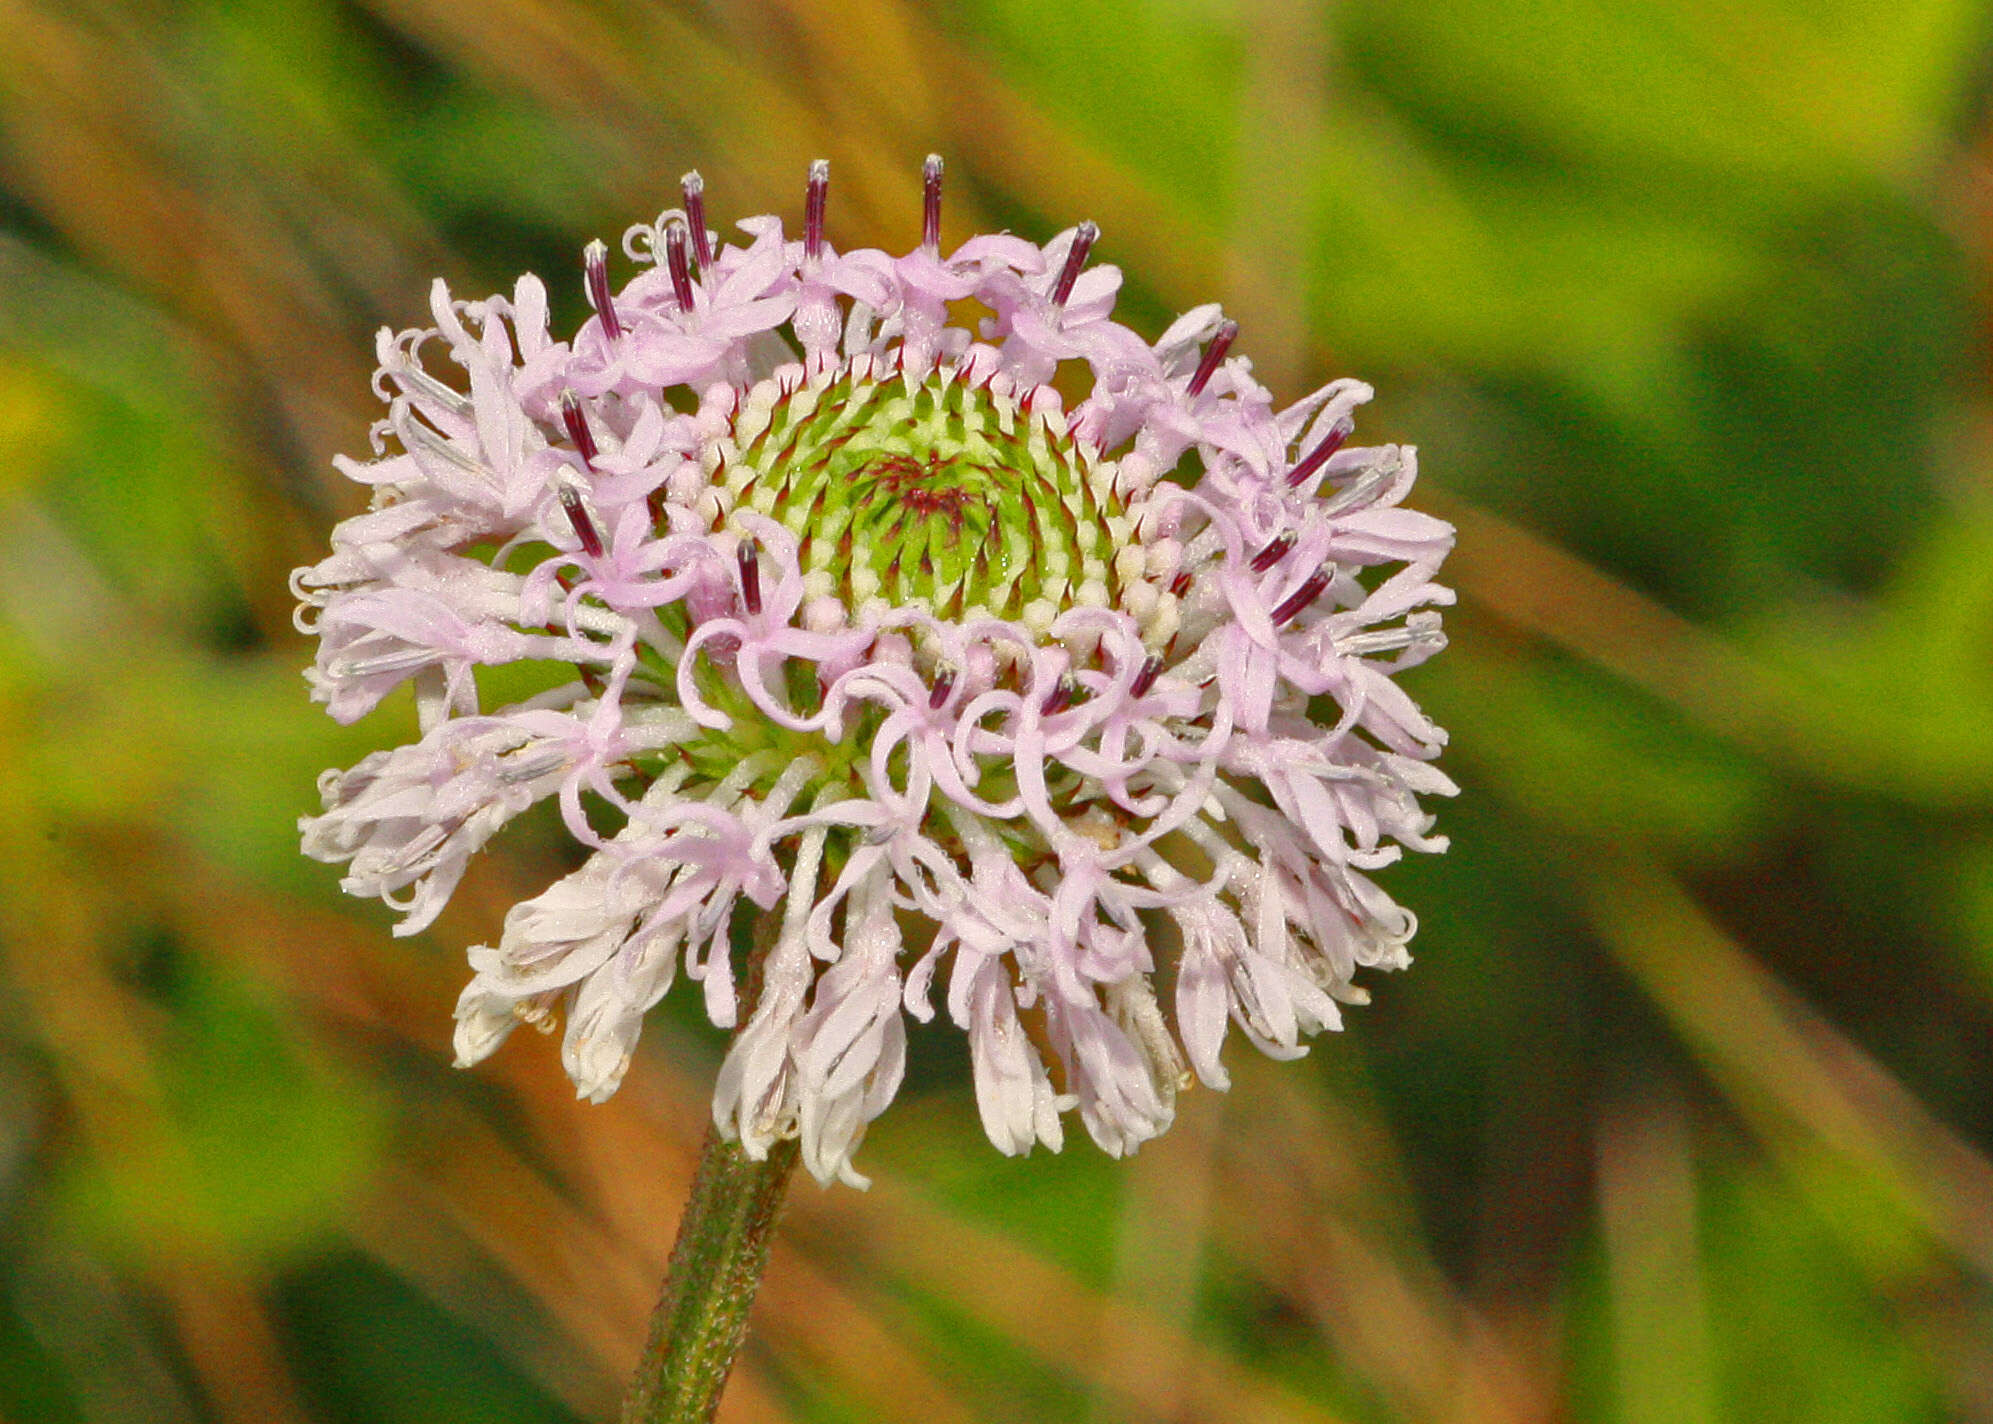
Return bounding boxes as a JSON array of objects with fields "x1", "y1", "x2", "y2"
[{"x1": 297, "y1": 158, "x2": 1457, "y2": 1186}]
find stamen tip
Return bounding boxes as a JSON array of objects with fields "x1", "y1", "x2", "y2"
[
  {"x1": 583, "y1": 240, "x2": 623, "y2": 341},
  {"x1": 559, "y1": 389, "x2": 600, "y2": 466},
  {"x1": 665, "y1": 221, "x2": 696, "y2": 309},
  {"x1": 1272, "y1": 566, "x2": 1332, "y2": 626},
  {"x1": 1050, "y1": 222, "x2": 1100, "y2": 310},
  {"x1": 738, "y1": 539, "x2": 764, "y2": 616},
  {"x1": 1287, "y1": 414, "x2": 1356, "y2": 487},
  {"x1": 922, "y1": 155, "x2": 945, "y2": 250},
  {"x1": 681, "y1": 171, "x2": 713, "y2": 268},
  {"x1": 1186, "y1": 318, "x2": 1239, "y2": 397},
  {"x1": 805, "y1": 161, "x2": 830, "y2": 259},
  {"x1": 558, "y1": 486, "x2": 604, "y2": 559}
]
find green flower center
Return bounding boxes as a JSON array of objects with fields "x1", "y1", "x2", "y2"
[{"x1": 724, "y1": 367, "x2": 1131, "y2": 622}]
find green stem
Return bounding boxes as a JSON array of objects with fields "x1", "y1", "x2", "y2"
[
  {"x1": 617, "y1": 1126, "x2": 800, "y2": 1424},
  {"x1": 620, "y1": 908, "x2": 799, "y2": 1424}
]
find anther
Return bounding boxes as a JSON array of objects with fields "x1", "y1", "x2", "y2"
[
  {"x1": 681, "y1": 171, "x2": 713, "y2": 268},
  {"x1": 1185, "y1": 319, "x2": 1238, "y2": 398},
  {"x1": 1040, "y1": 674, "x2": 1080, "y2": 716},
  {"x1": 387, "y1": 365, "x2": 470, "y2": 417},
  {"x1": 738, "y1": 541, "x2": 763, "y2": 616},
  {"x1": 559, "y1": 391, "x2": 599, "y2": 468},
  {"x1": 583, "y1": 240, "x2": 622, "y2": 342},
  {"x1": 1130, "y1": 654, "x2": 1164, "y2": 698},
  {"x1": 921, "y1": 154, "x2": 944, "y2": 253},
  {"x1": 1050, "y1": 221, "x2": 1099, "y2": 310},
  {"x1": 665, "y1": 222, "x2": 696, "y2": 311},
  {"x1": 1169, "y1": 569, "x2": 1193, "y2": 600},
  {"x1": 1335, "y1": 612, "x2": 1446, "y2": 659},
  {"x1": 1249, "y1": 532, "x2": 1295, "y2": 574},
  {"x1": 804, "y1": 159, "x2": 829, "y2": 263},
  {"x1": 1271, "y1": 566, "x2": 1333, "y2": 626},
  {"x1": 928, "y1": 663, "x2": 957, "y2": 710},
  {"x1": 558, "y1": 486, "x2": 604, "y2": 559},
  {"x1": 1287, "y1": 415, "x2": 1355, "y2": 488}
]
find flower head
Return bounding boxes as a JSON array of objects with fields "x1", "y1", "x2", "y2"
[{"x1": 299, "y1": 158, "x2": 1456, "y2": 1186}]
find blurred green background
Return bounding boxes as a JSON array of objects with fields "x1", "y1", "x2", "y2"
[{"x1": 2, "y1": 0, "x2": 1991, "y2": 1419}]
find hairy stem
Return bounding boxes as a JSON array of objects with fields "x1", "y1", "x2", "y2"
[
  {"x1": 619, "y1": 909, "x2": 798, "y2": 1424},
  {"x1": 617, "y1": 1126, "x2": 800, "y2": 1424}
]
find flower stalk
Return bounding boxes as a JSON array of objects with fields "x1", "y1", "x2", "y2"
[
  {"x1": 619, "y1": 1127, "x2": 798, "y2": 1424},
  {"x1": 622, "y1": 910, "x2": 797, "y2": 1424}
]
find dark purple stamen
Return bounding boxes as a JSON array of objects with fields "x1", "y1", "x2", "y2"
[
  {"x1": 737, "y1": 541, "x2": 762, "y2": 616},
  {"x1": 1130, "y1": 655, "x2": 1164, "y2": 698},
  {"x1": 1286, "y1": 415, "x2": 1355, "y2": 488},
  {"x1": 558, "y1": 487, "x2": 604, "y2": 559},
  {"x1": 1040, "y1": 675, "x2": 1079, "y2": 717},
  {"x1": 584, "y1": 240, "x2": 622, "y2": 342},
  {"x1": 804, "y1": 159, "x2": 829, "y2": 263},
  {"x1": 1186, "y1": 320, "x2": 1237, "y2": 397},
  {"x1": 666, "y1": 223, "x2": 696, "y2": 311},
  {"x1": 922, "y1": 154, "x2": 944, "y2": 252},
  {"x1": 1169, "y1": 569, "x2": 1193, "y2": 600},
  {"x1": 1271, "y1": 566, "x2": 1333, "y2": 626},
  {"x1": 1050, "y1": 221, "x2": 1099, "y2": 310},
  {"x1": 681, "y1": 171, "x2": 712, "y2": 268},
  {"x1": 928, "y1": 664, "x2": 956, "y2": 710},
  {"x1": 1250, "y1": 532, "x2": 1295, "y2": 574},
  {"x1": 560, "y1": 392, "x2": 599, "y2": 468}
]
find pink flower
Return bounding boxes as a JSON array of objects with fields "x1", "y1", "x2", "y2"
[{"x1": 299, "y1": 156, "x2": 1456, "y2": 1185}]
